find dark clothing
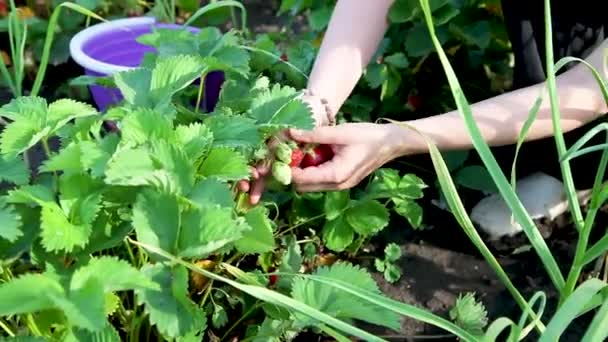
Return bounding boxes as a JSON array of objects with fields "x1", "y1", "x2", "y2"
[{"x1": 491, "y1": 1, "x2": 607, "y2": 189}]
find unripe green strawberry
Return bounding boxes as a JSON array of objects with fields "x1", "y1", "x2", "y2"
[
  {"x1": 272, "y1": 161, "x2": 292, "y2": 185},
  {"x1": 275, "y1": 142, "x2": 293, "y2": 164},
  {"x1": 253, "y1": 145, "x2": 269, "y2": 161}
]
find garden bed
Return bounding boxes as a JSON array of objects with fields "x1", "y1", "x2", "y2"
[{"x1": 0, "y1": 0, "x2": 606, "y2": 341}]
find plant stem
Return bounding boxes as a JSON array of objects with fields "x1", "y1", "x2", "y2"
[
  {"x1": 0, "y1": 319, "x2": 15, "y2": 337},
  {"x1": 194, "y1": 72, "x2": 206, "y2": 113},
  {"x1": 220, "y1": 303, "x2": 260, "y2": 341},
  {"x1": 26, "y1": 314, "x2": 43, "y2": 337},
  {"x1": 277, "y1": 213, "x2": 326, "y2": 237},
  {"x1": 200, "y1": 279, "x2": 214, "y2": 307}
]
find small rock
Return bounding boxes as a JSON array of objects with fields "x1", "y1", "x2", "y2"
[{"x1": 470, "y1": 172, "x2": 591, "y2": 239}]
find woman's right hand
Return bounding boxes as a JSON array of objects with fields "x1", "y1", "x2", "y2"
[{"x1": 237, "y1": 92, "x2": 332, "y2": 205}]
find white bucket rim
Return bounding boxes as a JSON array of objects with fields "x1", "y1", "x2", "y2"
[{"x1": 69, "y1": 16, "x2": 157, "y2": 76}]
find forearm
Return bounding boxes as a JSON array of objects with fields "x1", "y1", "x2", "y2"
[
  {"x1": 397, "y1": 40, "x2": 608, "y2": 155},
  {"x1": 307, "y1": 0, "x2": 394, "y2": 115}
]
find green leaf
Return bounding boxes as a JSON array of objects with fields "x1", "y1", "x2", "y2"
[
  {"x1": 132, "y1": 189, "x2": 180, "y2": 256},
  {"x1": 0, "y1": 155, "x2": 29, "y2": 185},
  {"x1": 383, "y1": 263, "x2": 402, "y2": 284},
  {"x1": 136, "y1": 264, "x2": 206, "y2": 339},
  {"x1": 0, "y1": 274, "x2": 63, "y2": 316},
  {"x1": 150, "y1": 55, "x2": 205, "y2": 99},
  {"x1": 384, "y1": 53, "x2": 409, "y2": 68},
  {"x1": 212, "y1": 304, "x2": 228, "y2": 329},
  {"x1": 394, "y1": 201, "x2": 423, "y2": 229},
  {"x1": 175, "y1": 122, "x2": 214, "y2": 160},
  {"x1": 0, "y1": 114, "x2": 49, "y2": 158},
  {"x1": 188, "y1": 178, "x2": 234, "y2": 208},
  {"x1": 308, "y1": 6, "x2": 332, "y2": 31},
  {"x1": 114, "y1": 68, "x2": 153, "y2": 107},
  {"x1": 120, "y1": 108, "x2": 174, "y2": 145},
  {"x1": 0, "y1": 96, "x2": 47, "y2": 121},
  {"x1": 365, "y1": 63, "x2": 387, "y2": 89},
  {"x1": 323, "y1": 190, "x2": 350, "y2": 220},
  {"x1": 432, "y1": 3, "x2": 460, "y2": 26},
  {"x1": 39, "y1": 142, "x2": 82, "y2": 174},
  {"x1": 199, "y1": 147, "x2": 249, "y2": 181},
  {"x1": 46, "y1": 99, "x2": 98, "y2": 131},
  {"x1": 0, "y1": 201, "x2": 22, "y2": 242},
  {"x1": 345, "y1": 200, "x2": 389, "y2": 236},
  {"x1": 235, "y1": 206, "x2": 275, "y2": 254},
  {"x1": 249, "y1": 84, "x2": 314, "y2": 132},
  {"x1": 374, "y1": 258, "x2": 386, "y2": 272},
  {"x1": 40, "y1": 203, "x2": 92, "y2": 252},
  {"x1": 388, "y1": 0, "x2": 419, "y2": 23},
  {"x1": 322, "y1": 217, "x2": 354, "y2": 252},
  {"x1": 65, "y1": 324, "x2": 121, "y2": 342},
  {"x1": 454, "y1": 21, "x2": 492, "y2": 49},
  {"x1": 292, "y1": 262, "x2": 400, "y2": 331},
  {"x1": 149, "y1": 142, "x2": 196, "y2": 194},
  {"x1": 405, "y1": 23, "x2": 439, "y2": 58},
  {"x1": 384, "y1": 243, "x2": 402, "y2": 262},
  {"x1": 210, "y1": 46, "x2": 251, "y2": 76},
  {"x1": 104, "y1": 146, "x2": 156, "y2": 186},
  {"x1": 454, "y1": 165, "x2": 498, "y2": 193},
  {"x1": 178, "y1": 205, "x2": 247, "y2": 258},
  {"x1": 70, "y1": 256, "x2": 159, "y2": 292},
  {"x1": 80, "y1": 135, "x2": 119, "y2": 178},
  {"x1": 205, "y1": 115, "x2": 261, "y2": 148}
]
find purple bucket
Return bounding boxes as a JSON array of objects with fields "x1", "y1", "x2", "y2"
[{"x1": 69, "y1": 17, "x2": 224, "y2": 112}]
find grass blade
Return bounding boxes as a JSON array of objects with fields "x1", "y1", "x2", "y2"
[
  {"x1": 581, "y1": 234, "x2": 608, "y2": 266},
  {"x1": 387, "y1": 119, "x2": 545, "y2": 333},
  {"x1": 30, "y1": 2, "x2": 106, "y2": 97},
  {"x1": 127, "y1": 238, "x2": 388, "y2": 342},
  {"x1": 415, "y1": 0, "x2": 564, "y2": 292},
  {"x1": 539, "y1": 278, "x2": 607, "y2": 342},
  {"x1": 581, "y1": 296, "x2": 608, "y2": 342},
  {"x1": 185, "y1": 1, "x2": 248, "y2": 31}
]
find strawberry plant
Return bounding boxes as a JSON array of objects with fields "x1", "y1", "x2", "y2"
[{"x1": 0, "y1": 22, "x2": 414, "y2": 341}]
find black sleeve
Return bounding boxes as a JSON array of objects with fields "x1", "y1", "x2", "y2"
[{"x1": 500, "y1": 1, "x2": 606, "y2": 89}]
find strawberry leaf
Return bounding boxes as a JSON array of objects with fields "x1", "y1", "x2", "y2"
[
  {"x1": 70, "y1": 256, "x2": 159, "y2": 292},
  {"x1": 235, "y1": 206, "x2": 275, "y2": 254},
  {"x1": 321, "y1": 217, "x2": 354, "y2": 252},
  {"x1": 65, "y1": 324, "x2": 121, "y2": 342},
  {"x1": 205, "y1": 115, "x2": 260, "y2": 148},
  {"x1": 187, "y1": 178, "x2": 234, "y2": 208},
  {"x1": 104, "y1": 146, "x2": 156, "y2": 187},
  {"x1": 0, "y1": 98, "x2": 96, "y2": 158},
  {"x1": 0, "y1": 155, "x2": 29, "y2": 185},
  {"x1": 40, "y1": 203, "x2": 92, "y2": 253},
  {"x1": 0, "y1": 274, "x2": 64, "y2": 316},
  {"x1": 178, "y1": 204, "x2": 248, "y2": 258},
  {"x1": 136, "y1": 264, "x2": 206, "y2": 339},
  {"x1": 132, "y1": 189, "x2": 180, "y2": 257},
  {"x1": 175, "y1": 122, "x2": 214, "y2": 160},
  {"x1": 323, "y1": 190, "x2": 350, "y2": 221},
  {"x1": 39, "y1": 142, "x2": 83, "y2": 174},
  {"x1": 248, "y1": 84, "x2": 314, "y2": 132},
  {"x1": 345, "y1": 200, "x2": 389, "y2": 236},
  {"x1": 0, "y1": 201, "x2": 22, "y2": 242},
  {"x1": 121, "y1": 109, "x2": 174, "y2": 145},
  {"x1": 291, "y1": 262, "x2": 400, "y2": 331},
  {"x1": 199, "y1": 147, "x2": 249, "y2": 181}
]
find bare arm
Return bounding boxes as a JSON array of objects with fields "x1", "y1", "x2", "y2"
[
  {"x1": 393, "y1": 39, "x2": 608, "y2": 155},
  {"x1": 306, "y1": 0, "x2": 394, "y2": 116}
]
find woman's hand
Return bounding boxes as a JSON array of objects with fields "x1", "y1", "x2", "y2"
[
  {"x1": 288, "y1": 122, "x2": 410, "y2": 192},
  {"x1": 237, "y1": 93, "x2": 332, "y2": 204}
]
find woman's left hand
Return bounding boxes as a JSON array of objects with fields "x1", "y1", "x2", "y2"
[{"x1": 287, "y1": 122, "x2": 409, "y2": 192}]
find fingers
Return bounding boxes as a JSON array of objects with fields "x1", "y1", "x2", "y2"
[{"x1": 288, "y1": 125, "x2": 360, "y2": 145}]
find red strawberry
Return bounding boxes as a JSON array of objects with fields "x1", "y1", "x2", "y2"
[
  {"x1": 280, "y1": 53, "x2": 288, "y2": 61},
  {"x1": 290, "y1": 148, "x2": 304, "y2": 167},
  {"x1": 407, "y1": 94, "x2": 422, "y2": 111},
  {"x1": 301, "y1": 144, "x2": 334, "y2": 168},
  {"x1": 269, "y1": 274, "x2": 279, "y2": 285}
]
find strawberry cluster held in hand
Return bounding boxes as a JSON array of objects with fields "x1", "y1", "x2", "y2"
[{"x1": 271, "y1": 141, "x2": 334, "y2": 185}]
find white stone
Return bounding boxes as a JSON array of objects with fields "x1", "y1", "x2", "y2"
[{"x1": 470, "y1": 172, "x2": 591, "y2": 240}]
